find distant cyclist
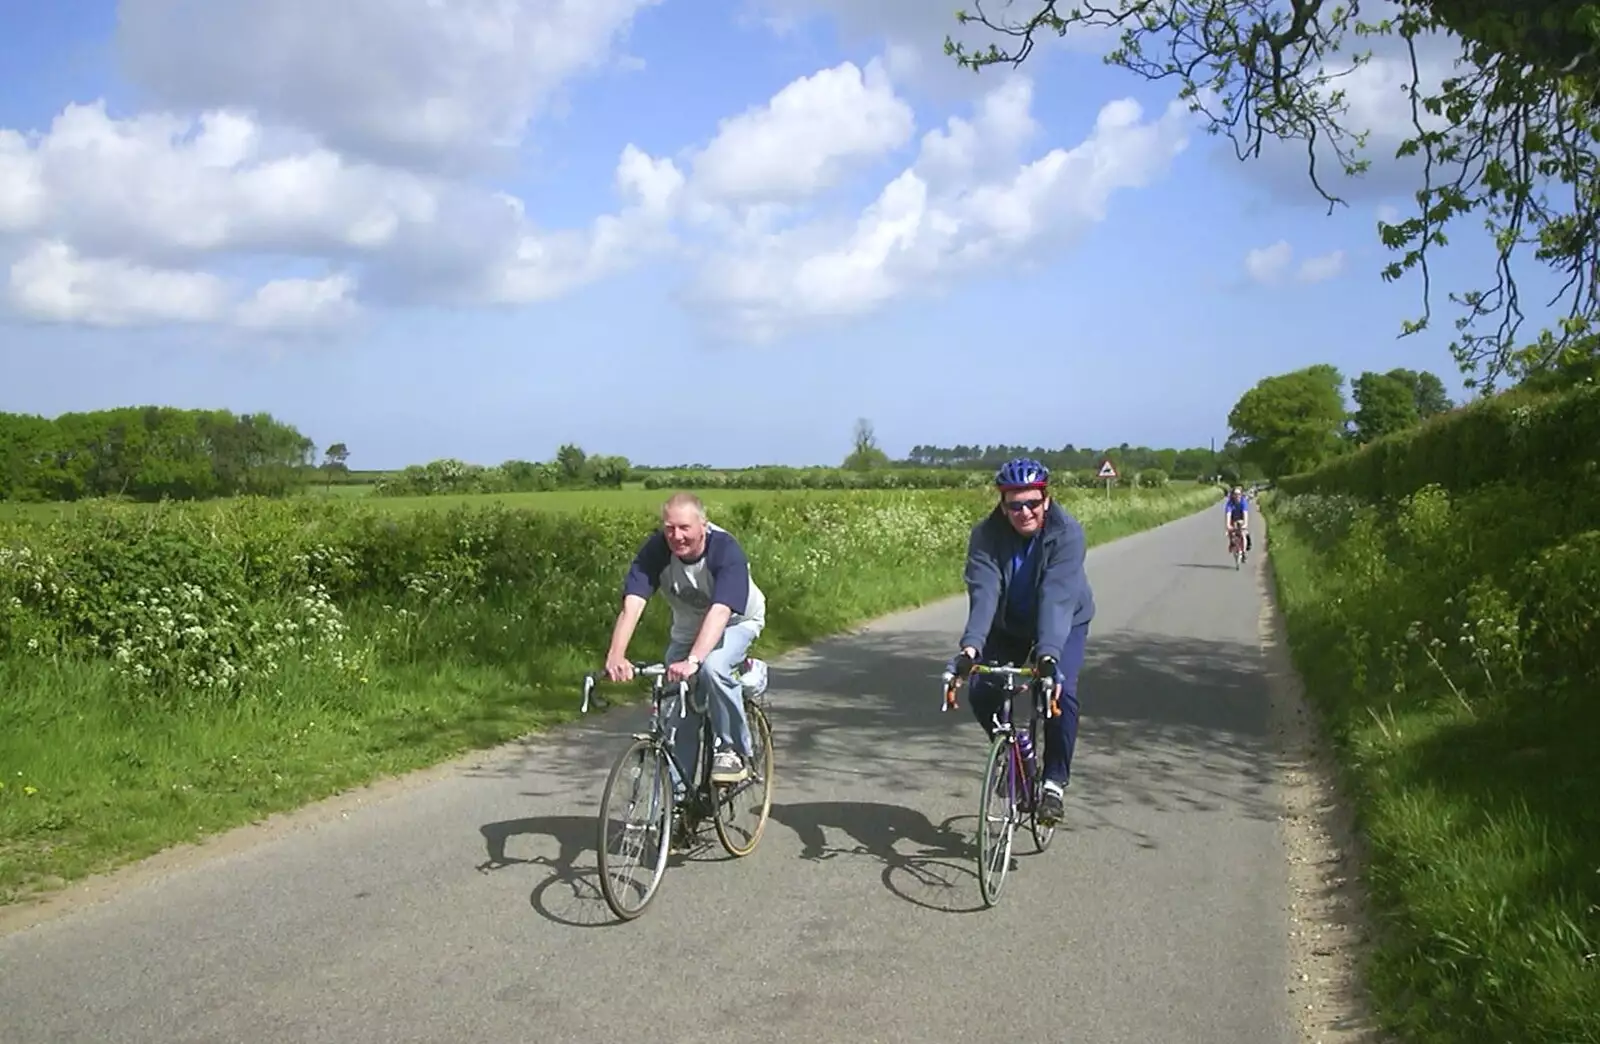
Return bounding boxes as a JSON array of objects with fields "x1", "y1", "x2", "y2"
[
  {"x1": 949, "y1": 457, "x2": 1095, "y2": 826},
  {"x1": 1223, "y1": 485, "x2": 1250, "y2": 557}
]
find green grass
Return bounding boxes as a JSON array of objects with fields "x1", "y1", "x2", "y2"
[
  {"x1": 0, "y1": 484, "x2": 1219, "y2": 908},
  {"x1": 1263, "y1": 490, "x2": 1600, "y2": 1044},
  {"x1": 0, "y1": 482, "x2": 1189, "y2": 520}
]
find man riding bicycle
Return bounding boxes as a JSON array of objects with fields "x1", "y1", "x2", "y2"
[
  {"x1": 604, "y1": 492, "x2": 765, "y2": 789},
  {"x1": 1223, "y1": 485, "x2": 1250, "y2": 558},
  {"x1": 949, "y1": 458, "x2": 1095, "y2": 826}
]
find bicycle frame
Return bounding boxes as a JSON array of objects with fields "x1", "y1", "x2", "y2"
[
  {"x1": 582, "y1": 661, "x2": 757, "y2": 815},
  {"x1": 942, "y1": 661, "x2": 1059, "y2": 810}
]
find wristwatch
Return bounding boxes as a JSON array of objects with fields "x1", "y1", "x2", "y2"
[{"x1": 686, "y1": 654, "x2": 701, "y2": 668}]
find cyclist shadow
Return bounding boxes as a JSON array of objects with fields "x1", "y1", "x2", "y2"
[
  {"x1": 476, "y1": 810, "x2": 734, "y2": 928},
  {"x1": 769, "y1": 800, "x2": 990, "y2": 915},
  {"x1": 475, "y1": 814, "x2": 613, "y2": 928}
]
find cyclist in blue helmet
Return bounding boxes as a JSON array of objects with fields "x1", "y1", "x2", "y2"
[{"x1": 949, "y1": 457, "x2": 1096, "y2": 825}]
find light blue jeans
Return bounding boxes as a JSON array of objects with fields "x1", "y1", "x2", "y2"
[{"x1": 662, "y1": 619, "x2": 761, "y2": 792}]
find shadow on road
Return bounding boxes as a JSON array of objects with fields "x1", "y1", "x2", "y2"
[
  {"x1": 768, "y1": 800, "x2": 988, "y2": 914},
  {"x1": 757, "y1": 623, "x2": 1283, "y2": 825},
  {"x1": 469, "y1": 604, "x2": 1286, "y2": 923}
]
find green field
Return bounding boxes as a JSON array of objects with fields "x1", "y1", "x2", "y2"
[
  {"x1": 0, "y1": 482, "x2": 1178, "y2": 521},
  {"x1": 0, "y1": 483, "x2": 1220, "y2": 909}
]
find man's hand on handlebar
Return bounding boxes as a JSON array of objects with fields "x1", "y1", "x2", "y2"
[
  {"x1": 1035, "y1": 655, "x2": 1057, "y2": 680},
  {"x1": 952, "y1": 647, "x2": 977, "y2": 679},
  {"x1": 603, "y1": 655, "x2": 635, "y2": 683}
]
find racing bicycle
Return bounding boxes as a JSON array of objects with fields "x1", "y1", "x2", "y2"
[
  {"x1": 581, "y1": 658, "x2": 774, "y2": 920},
  {"x1": 941, "y1": 660, "x2": 1060, "y2": 907},
  {"x1": 1227, "y1": 521, "x2": 1247, "y2": 569}
]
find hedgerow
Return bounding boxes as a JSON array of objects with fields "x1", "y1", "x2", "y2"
[{"x1": 1262, "y1": 381, "x2": 1600, "y2": 1043}]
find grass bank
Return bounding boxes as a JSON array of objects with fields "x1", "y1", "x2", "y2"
[
  {"x1": 1263, "y1": 483, "x2": 1599, "y2": 1044},
  {"x1": 0, "y1": 484, "x2": 1218, "y2": 907}
]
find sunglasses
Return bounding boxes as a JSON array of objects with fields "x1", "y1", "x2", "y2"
[{"x1": 1004, "y1": 496, "x2": 1046, "y2": 514}]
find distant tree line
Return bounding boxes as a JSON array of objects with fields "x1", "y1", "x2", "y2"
[
  {"x1": 898, "y1": 440, "x2": 1220, "y2": 480},
  {"x1": 371, "y1": 443, "x2": 632, "y2": 497},
  {"x1": 0, "y1": 407, "x2": 318, "y2": 502}
]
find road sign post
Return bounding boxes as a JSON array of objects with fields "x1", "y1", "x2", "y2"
[{"x1": 1097, "y1": 458, "x2": 1118, "y2": 498}]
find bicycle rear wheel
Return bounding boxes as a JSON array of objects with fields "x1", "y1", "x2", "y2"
[
  {"x1": 596, "y1": 737, "x2": 673, "y2": 920},
  {"x1": 713, "y1": 701, "x2": 774, "y2": 857},
  {"x1": 977, "y1": 731, "x2": 1018, "y2": 907}
]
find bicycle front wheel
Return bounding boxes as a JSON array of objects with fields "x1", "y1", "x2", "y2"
[
  {"x1": 1029, "y1": 715, "x2": 1057, "y2": 852},
  {"x1": 596, "y1": 737, "x2": 674, "y2": 920},
  {"x1": 976, "y1": 731, "x2": 1018, "y2": 907}
]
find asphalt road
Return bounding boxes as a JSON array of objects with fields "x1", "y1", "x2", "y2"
[{"x1": 0, "y1": 507, "x2": 1293, "y2": 1044}]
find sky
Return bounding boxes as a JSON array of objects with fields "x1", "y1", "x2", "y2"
[{"x1": 0, "y1": 0, "x2": 1535, "y2": 469}]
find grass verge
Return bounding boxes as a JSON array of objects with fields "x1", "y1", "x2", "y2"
[
  {"x1": 0, "y1": 484, "x2": 1218, "y2": 907},
  {"x1": 1262, "y1": 487, "x2": 1599, "y2": 1044}
]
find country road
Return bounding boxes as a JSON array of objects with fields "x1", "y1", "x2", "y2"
[{"x1": 0, "y1": 507, "x2": 1297, "y2": 1044}]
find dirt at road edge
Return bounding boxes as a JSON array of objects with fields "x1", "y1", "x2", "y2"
[{"x1": 1255, "y1": 518, "x2": 1392, "y2": 1043}]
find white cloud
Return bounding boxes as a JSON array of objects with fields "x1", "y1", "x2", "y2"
[
  {"x1": 0, "y1": 101, "x2": 675, "y2": 326},
  {"x1": 688, "y1": 60, "x2": 914, "y2": 205},
  {"x1": 748, "y1": 0, "x2": 1114, "y2": 96},
  {"x1": 116, "y1": 0, "x2": 663, "y2": 169},
  {"x1": 1245, "y1": 240, "x2": 1293, "y2": 284},
  {"x1": 0, "y1": 5, "x2": 1205, "y2": 342},
  {"x1": 1244, "y1": 241, "x2": 1346, "y2": 285},
  {"x1": 687, "y1": 81, "x2": 1195, "y2": 341},
  {"x1": 236, "y1": 274, "x2": 360, "y2": 331},
  {"x1": 8, "y1": 239, "x2": 360, "y2": 331},
  {"x1": 11, "y1": 240, "x2": 225, "y2": 327},
  {"x1": 1297, "y1": 249, "x2": 1346, "y2": 283},
  {"x1": 0, "y1": 103, "x2": 439, "y2": 262},
  {"x1": 483, "y1": 145, "x2": 683, "y2": 304}
]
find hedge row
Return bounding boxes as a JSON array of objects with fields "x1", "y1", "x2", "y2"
[
  {"x1": 1262, "y1": 384, "x2": 1600, "y2": 1041},
  {"x1": 0, "y1": 485, "x2": 1222, "y2": 704},
  {"x1": 1277, "y1": 384, "x2": 1600, "y2": 499}
]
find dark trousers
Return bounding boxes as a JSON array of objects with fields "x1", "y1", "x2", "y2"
[{"x1": 967, "y1": 621, "x2": 1090, "y2": 785}]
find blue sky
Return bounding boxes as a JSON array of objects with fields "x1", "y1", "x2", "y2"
[{"x1": 0, "y1": 0, "x2": 1525, "y2": 469}]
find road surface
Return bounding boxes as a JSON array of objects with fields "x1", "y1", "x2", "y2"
[{"x1": 0, "y1": 508, "x2": 1293, "y2": 1044}]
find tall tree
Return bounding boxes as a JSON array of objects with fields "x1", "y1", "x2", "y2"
[
  {"x1": 1384, "y1": 368, "x2": 1453, "y2": 418},
  {"x1": 946, "y1": 0, "x2": 1600, "y2": 391},
  {"x1": 1227, "y1": 365, "x2": 1350, "y2": 477},
  {"x1": 844, "y1": 418, "x2": 890, "y2": 471},
  {"x1": 1352, "y1": 371, "x2": 1422, "y2": 442}
]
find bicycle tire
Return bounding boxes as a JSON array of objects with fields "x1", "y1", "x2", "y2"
[
  {"x1": 976, "y1": 730, "x2": 1017, "y2": 907},
  {"x1": 712, "y1": 701, "x2": 774, "y2": 857},
  {"x1": 1028, "y1": 714, "x2": 1057, "y2": 852},
  {"x1": 595, "y1": 737, "x2": 674, "y2": 920}
]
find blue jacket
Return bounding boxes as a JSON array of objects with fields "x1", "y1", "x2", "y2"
[{"x1": 958, "y1": 500, "x2": 1095, "y2": 661}]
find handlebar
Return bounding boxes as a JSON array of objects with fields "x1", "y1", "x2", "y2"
[
  {"x1": 580, "y1": 661, "x2": 676, "y2": 714},
  {"x1": 940, "y1": 662, "x2": 1060, "y2": 718}
]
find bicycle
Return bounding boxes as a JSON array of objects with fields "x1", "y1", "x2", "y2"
[
  {"x1": 940, "y1": 660, "x2": 1060, "y2": 907},
  {"x1": 581, "y1": 658, "x2": 775, "y2": 920},
  {"x1": 1227, "y1": 522, "x2": 1247, "y2": 569}
]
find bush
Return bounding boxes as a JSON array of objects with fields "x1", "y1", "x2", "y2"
[
  {"x1": 1277, "y1": 384, "x2": 1600, "y2": 500},
  {"x1": 639, "y1": 467, "x2": 991, "y2": 490},
  {"x1": 1136, "y1": 468, "x2": 1169, "y2": 488},
  {"x1": 1264, "y1": 477, "x2": 1600, "y2": 1043}
]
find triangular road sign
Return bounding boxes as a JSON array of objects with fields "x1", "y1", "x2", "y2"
[{"x1": 1097, "y1": 459, "x2": 1118, "y2": 479}]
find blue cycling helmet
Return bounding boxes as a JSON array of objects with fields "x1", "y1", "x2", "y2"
[{"x1": 995, "y1": 457, "x2": 1049, "y2": 490}]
